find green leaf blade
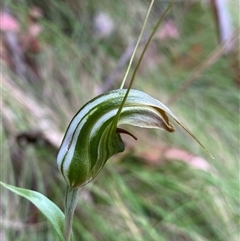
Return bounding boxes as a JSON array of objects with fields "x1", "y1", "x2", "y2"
[{"x1": 0, "y1": 181, "x2": 65, "y2": 241}]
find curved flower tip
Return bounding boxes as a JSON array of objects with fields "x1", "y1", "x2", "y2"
[{"x1": 57, "y1": 89, "x2": 194, "y2": 188}]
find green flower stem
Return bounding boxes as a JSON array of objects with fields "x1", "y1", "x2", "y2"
[{"x1": 64, "y1": 187, "x2": 79, "y2": 241}]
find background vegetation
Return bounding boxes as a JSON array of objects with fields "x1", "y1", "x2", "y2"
[{"x1": 1, "y1": 0, "x2": 239, "y2": 240}]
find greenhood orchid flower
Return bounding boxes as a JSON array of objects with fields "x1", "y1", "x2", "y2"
[{"x1": 57, "y1": 88, "x2": 205, "y2": 188}]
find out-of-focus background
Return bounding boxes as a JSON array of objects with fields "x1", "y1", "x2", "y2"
[{"x1": 1, "y1": 0, "x2": 239, "y2": 240}]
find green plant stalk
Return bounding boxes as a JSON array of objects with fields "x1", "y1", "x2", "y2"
[
  {"x1": 120, "y1": 0, "x2": 155, "y2": 89},
  {"x1": 64, "y1": 187, "x2": 79, "y2": 241}
]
